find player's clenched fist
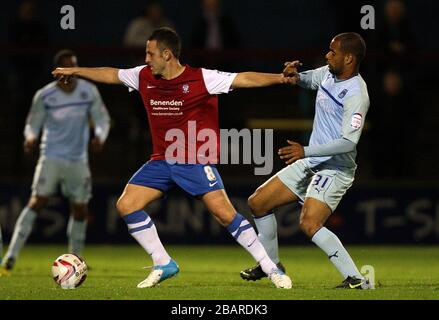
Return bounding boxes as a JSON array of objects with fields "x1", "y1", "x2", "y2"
[
  {"x1": 278, "y1": 139, "x2": 305, "y2": 165},
  {"x1": 52, "y1": 67, "x2": 76, "y2": 76},
  {"x1": 282, "y1": 61, "x2": 302, "y2": 85},
  {"x1": 52, "y1": 67, "x2": 76, "y2": 84}
]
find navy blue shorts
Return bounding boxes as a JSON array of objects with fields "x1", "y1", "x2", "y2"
[{"x1": 128, "y1": 160, "x2": 225, "y2": 196}]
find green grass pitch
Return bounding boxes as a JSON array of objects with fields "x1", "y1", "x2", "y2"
[{"x1": 1, "y1": 245, "x2": 438, "y2": 300}]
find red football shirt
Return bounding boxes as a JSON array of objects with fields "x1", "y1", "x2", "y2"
[{"x1": 118, "y1": 65, "x2": 237, "y2": 164}]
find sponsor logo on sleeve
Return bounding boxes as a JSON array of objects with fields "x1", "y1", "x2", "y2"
[{"x1": 351, "y1": 113, "x2": 363, "y2": 130}]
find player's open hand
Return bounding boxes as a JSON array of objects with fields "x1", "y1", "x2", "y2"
[
  {"x1": 52, "y1": 67, "x2": 76, "y2": 84},
  {"x1": 278, "y1": 139, "x2": 305, "y2": 165}
]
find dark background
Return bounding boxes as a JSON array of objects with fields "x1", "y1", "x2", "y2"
[{"x1": 1, "y1": 0, "x2": 438, "y2": 244}]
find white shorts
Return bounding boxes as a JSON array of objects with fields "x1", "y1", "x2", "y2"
[
  {"x1": 276, "y1": 159, "x2": 354, "y2": 212},
  {"x1": 31, "y1": 156, "x2": 92, "y2": 203}
]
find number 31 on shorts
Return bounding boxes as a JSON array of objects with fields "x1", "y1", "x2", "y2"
[{"x1": 311, "y1": 174, "x2": 332, "y2": 192}]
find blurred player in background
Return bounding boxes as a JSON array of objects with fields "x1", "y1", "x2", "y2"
[
  {"x1": 240, "y1": 33, "x2": 372, "y2": 289},
  {"x1": 52, "y1": 27, "x2": 295, "y2": 289},
  {"x1": 0, "y1": 50, "x2": 110, "y2": 275}
]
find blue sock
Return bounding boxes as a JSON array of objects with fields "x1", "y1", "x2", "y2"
[
  {"x1": 122, "y1": 210, "x2": 153, "y2": 233},
  {"x1": 311, "y1": 227, "x2": 362, "y2": 279},
  {"x1": 254, "y1": 212, "x2": 280, "y2": 264}
]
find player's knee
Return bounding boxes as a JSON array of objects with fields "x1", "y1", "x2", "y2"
[
  {"x1": 71, "y1": 204, "x2": 88, "y2": 220},
  {"x1": 247, "y1": 193, "x2": 265, "y2": 216},
  {"x1": 116, "y1": 196, "x2": 139, "y2": 215},
  {"x1": 299, "y1": 217, "x2": 321, "y2": 238}
]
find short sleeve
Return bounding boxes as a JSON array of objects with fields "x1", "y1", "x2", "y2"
[
  {"x1": 118, "y1": 65, "x2": 146, "y2": 92},
  {"x1": 342, "y1": 94, "x2": 370, "y2": 144},
  {"x1": 298, "y1": 65, "x2": 329, "y2": 90},
  {"x1": 201, "y1": 68, "x2": 238, "y2": 95}
]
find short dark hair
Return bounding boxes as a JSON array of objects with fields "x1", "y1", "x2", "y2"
[
  {"x1": 149, "y1": 27, "x2": 181, "y2": 59},
  {"x1": 53, "y1": 49, "x2": 76, "y2": 67},
  {"x1": 333, "y1": 32, "x2": 366, "y2": 64}
]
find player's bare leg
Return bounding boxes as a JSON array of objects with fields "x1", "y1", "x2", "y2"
[
  {"x1": 248, "y1": 176, "x2": 300, "y2": 216},
  {"x1": 299, "y1": 197, "x2": 332, "y2": 237},
  {"x1": 202, "y1": 189, "x2": 292, "y2": 288},
  {"x1": 68, "y1": 203, "x2": 88, "y2": 256},
  {"x1": 1, "y1": 195, "x2": 49, "y2": 274},
  {"x1": 241, "y1": 176, "x2": 298, "y2": 281},
  {"x1": 302, "y1": 197, "x2": 370, "y2": 289},
  {"x1": 116, "y1": 184, "x2": 163, "y2": 216},
  {"x1": 116, "y1": 184, "x2": 179, "y2": 288}
]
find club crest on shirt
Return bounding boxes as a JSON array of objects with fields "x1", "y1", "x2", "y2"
[
  {"x1": 338, "y1": 89, "x2": 348, "y2": 99},
  {"x1": 350, "y1": 113, "x2": 363, "y2": 130},
  {"x1": 182, "y1": 84, "x2": 190, "y2": 94},
  {"x1": 48, "y1": 96, "x2": 57, "y2": 104}
]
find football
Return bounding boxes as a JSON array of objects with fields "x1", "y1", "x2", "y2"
[{"x1": 51, "y1": 253, "x2": 88, "y2": 289}]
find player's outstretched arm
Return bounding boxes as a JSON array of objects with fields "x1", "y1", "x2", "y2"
[
  {"x1": 278, "y1": 138, "x2": 356, "y2": 165},
  {"x1": 231, "y1": 72, "x2": 295, "y2": 89},
  {"x1": 51, "y1": 67, "x2": 121, "y2": 85}
]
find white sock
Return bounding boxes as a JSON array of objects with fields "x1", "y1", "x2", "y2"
[
  {"x1": 226, "y1": 213, "x2": 277, "y2": 275},
  {"x1": 123, "y1": 210, "x2": 171, "y2": 266},
  {"x1": 254, "y1": 212, "x2": 280, "y2": 264},
  {"x1": 4, "y1": 207, "x2": 37, "y2": 261},
  {"x1": 311, "y1": 227, "x2": 362, "y2": 279},
  {"x1": 67, "y1": 216, "x2": 87, "y2": 256}
]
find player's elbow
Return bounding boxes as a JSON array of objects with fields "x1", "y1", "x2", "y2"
[
  {"x1": 232, "y1": 72, "x2": 256, "y2": 89},
  {"x1": 342, "y1": 138, "x2": 357, "y2": 153},
  {"x1": 108, "y1": 68, "x2": 122, "y2": 84}
]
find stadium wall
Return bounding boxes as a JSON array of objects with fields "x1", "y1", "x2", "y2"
[{"x1": 1, "y1": 183, "x2": 438, "y2": 245}]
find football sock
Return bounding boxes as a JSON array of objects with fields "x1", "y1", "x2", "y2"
[
  {"x1": 254, "y1": 212, "x2": 280, "y2": 264},
  {"x1": 226, "y1": 213, "x2": 277, "y2": 275},
  {"x1": 4, "y1": 207, "x2": 37, "y2": 262},
  {"x1": 123, "y1": 210, "x2": 171, "y2": 266},
  {"x1": 67, "y1": 216, "x2": 87, "y2": 256},
  {"x1": 311, "y1": 227, "x2": 363, "y2": 279}
]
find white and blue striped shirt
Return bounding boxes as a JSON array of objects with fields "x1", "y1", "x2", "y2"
[{"x1": 299, "y1": 65, "x2": 370, "y2": 171}]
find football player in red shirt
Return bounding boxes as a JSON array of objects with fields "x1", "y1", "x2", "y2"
[{"x1": 53, "y1": 27, "x2": 295, "y2": 289}]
